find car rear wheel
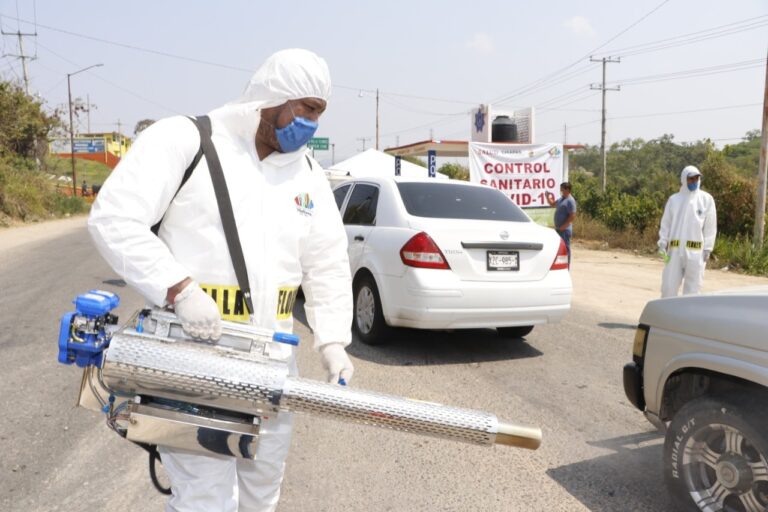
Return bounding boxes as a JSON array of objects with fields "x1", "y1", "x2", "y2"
[
  {"x1": 663, "y1": 396, "x2": 768, "y2": 512},
  {"x1": 496, "y1": 326, "x2": 534, "y2": 338},
  {"x1": 353, "y1": 274, "x2": 389, "y2": 345}
]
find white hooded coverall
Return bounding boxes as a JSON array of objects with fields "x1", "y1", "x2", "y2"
[
  {"x1": 658, "y1": 167, "x2": 717, "y2": 298},
  {"x1": 88, "y1": 49, "x2": 352, "y2": 512}
]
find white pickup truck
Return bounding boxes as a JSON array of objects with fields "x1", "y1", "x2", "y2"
[{"x1": 623, "y1": 287, "x2": 768, "y2": 511}]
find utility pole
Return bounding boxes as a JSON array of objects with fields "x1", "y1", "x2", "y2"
[
  {"x1": 357, "y1": 137, "x2": 370, "y2": 152},
  {"x1": 375, "y1": 88, "x2": 380, "y2": 150},
  {"x1": 331, "y1": 143, "x2": 335, "y2": 165},
  {"x1": 563, "y1": 124, "x2": 567, "y2": 145},
  {"x1": 755, "y1": 50, "x2": 768, "y2": 247},
  {"x1": 590, "y1": 56, "x2": 620, "y2": 192},
  {"x1": 1, "y1": 27, "x2": 36, "y2": 94},
  {"x1": 68, "y1": 63, "x2": 103, "y2": 196}
]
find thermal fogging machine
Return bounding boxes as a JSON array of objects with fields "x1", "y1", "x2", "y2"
[{"x1": 58, "y1": 290, "x2": 541, "y2": 460}]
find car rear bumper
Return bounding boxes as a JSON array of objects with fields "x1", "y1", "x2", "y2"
[{"x1": 377, "y1": 268, "x2": 572, "y2": 329}]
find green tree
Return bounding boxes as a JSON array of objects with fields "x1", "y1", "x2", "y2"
[
  {"x1": 402, "y1": 155, "x2": 426, "y2": 167},
  {"x1": 134, "y1": 118, "x2": 156, "y2": 136},
  {"x1": 0, "y1": 82, "x2": 58, "y2": 159},
  {"x1": 438, "y1": 162, "x2": 469, "y2": 181}
]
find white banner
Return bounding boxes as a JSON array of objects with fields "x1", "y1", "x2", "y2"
[{"x1": 468, "y1": 142, "x2": 564, "y2": 208}]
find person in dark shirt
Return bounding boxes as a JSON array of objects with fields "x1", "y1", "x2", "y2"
[{"x1": 547, "y1": 182, "x2": 577, "y2": 267}]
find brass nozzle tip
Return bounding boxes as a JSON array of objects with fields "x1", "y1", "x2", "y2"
[{"x1": 495, "y1": 423, "x2": 542, "y2": 450}]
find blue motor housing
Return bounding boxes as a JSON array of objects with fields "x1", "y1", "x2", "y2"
[{"x1": 58, "y1": 290, "x2": 120, "y2": 368}]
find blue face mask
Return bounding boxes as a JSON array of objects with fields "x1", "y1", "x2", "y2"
[
  {"x1": 687, "y1": 181, "x2": 699, "y2": 192},
  {"x1": 275, "y1": 103, "x2": 318, "y2": 153}
]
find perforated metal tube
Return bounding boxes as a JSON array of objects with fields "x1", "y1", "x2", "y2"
[
  {"x1": 102, "y1": 333, "x2": 287, "y2": 415},
  {"x1": 282, "y1": 377, "x2": 499, "y2": 446}
]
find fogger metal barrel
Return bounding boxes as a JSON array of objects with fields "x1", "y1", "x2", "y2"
[{"x1": 79, "y1": 308, "x2": 541, "y2": 458}]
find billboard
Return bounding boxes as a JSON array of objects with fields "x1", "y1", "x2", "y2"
[
  {"x1": 49, "y1": 137, "x2": 106, "y2": 155},
  {"x1": 468, "y1": 142, "x2": 564, "y2": 208}
]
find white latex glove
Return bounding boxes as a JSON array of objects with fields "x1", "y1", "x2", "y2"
[
  {"x1": 703, "y1": 250, "x2": 711, "y2": 262},
  {"x1": 173, "y1": 281, "x2": 222, "y2": 342},
  {"x1": 657, "y1": 240, "x2": 667, "y2": 252},
  {"x1": 319, "y1": 343, "x2": 354, "y2": 384}
]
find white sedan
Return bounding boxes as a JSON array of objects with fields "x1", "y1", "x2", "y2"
[{"x1": 332, "y1": 176, "x2": 572, "y2": 345}]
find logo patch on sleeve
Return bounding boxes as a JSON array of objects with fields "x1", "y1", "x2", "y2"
[
  {"x1": 199, "y1": 283, "x2": 249, "y2": 322},
  {"x1": 276, "y1": 286, "x2": 299, "y2": 320},
  {"x1": 294, "y1": 193, "x2": 314, "y2": 216}
]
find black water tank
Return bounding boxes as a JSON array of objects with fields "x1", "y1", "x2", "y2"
[{"x1": 492, "y1": 115, "x2": 518, "y2": 143}]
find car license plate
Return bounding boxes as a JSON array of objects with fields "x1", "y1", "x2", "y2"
[{"x1": 487, "y1": 251, "x2": 519, "y2": 271}]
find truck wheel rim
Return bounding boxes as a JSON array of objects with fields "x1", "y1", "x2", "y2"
[
  {"x1": 356, "y1": 286, "x2": 375, "y2": 334},
  {"x1": 682, "y1": 423, "x2": 768, "y2": 512}
]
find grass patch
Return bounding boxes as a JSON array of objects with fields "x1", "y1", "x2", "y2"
[
  {"x1": 44, "y1": 155, "x2": 113, "y2": 188},
  {"x1": 0, "y1": 157, "x2": 87, "y2": 225}
]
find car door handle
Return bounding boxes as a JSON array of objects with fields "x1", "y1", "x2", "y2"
[{"x1": 354, "y1": 235, "x2": 364, "y2": 241}]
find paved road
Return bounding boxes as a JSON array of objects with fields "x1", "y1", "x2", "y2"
[{"x1": 1, "y1": 217, "x2": 765, "y2": 511}]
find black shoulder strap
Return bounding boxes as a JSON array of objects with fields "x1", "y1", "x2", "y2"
[
  {"x1": 150, "y1": 123, "x2": 204, "y2": 235},
  {"x1": 305, "y1": 154, "x2": 313, "y2": 171},
  {"x1": 191, "y1": 115, "x2": 255, "y2": 316}
]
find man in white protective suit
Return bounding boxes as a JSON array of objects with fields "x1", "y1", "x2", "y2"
[
  {"x1": 657, "y1": 165, "x2": 717, "y2": 298},
  {"x1": 88, "y1": 49, "x2": 354, "y2": 512}
]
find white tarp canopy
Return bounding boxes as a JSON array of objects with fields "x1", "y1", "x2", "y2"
[{"x1": 327, "y1": 148, "x2": 448, "y2": 180}]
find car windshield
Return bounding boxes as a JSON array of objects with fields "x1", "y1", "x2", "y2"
[{"x1": 396, "y1": 182, "x2": 530, "y2": 222}]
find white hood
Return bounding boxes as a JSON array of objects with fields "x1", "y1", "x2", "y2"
[
  {"x1": 679, "y1": 165, "x2": 702, "y2": 193},
  {"x1": 207, "y1": 48, "x2": 331, "y2": 161}
]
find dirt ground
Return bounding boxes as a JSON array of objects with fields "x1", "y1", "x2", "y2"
[{"x1": 569, "y1": 240, "x2": 768, "y2": 323}]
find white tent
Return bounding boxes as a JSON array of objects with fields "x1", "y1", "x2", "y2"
[{"x1": 326, "y1": 148, "x2": 449, "y2": 181}]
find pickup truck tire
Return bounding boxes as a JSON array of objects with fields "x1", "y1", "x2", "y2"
[
  {"x1": 663, "y1": 396, "x2": 768, "y2": 512},
  {"x1": 353, "y1": 274, "x2": 389, "y2": 345}
]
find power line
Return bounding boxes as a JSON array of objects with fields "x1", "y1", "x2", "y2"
[
  {"x1": 0, "y1": 15, "x2": 37, "y2": 94},
  {"x1": 543, "y1": 91, "x2": 602, "y2": 111},
  {"x1": 536, "y1": 102, "x2": 762, "y2": 138},
  {"x1": 334, "y1": 83, "x2": 479, "y2": 106},
  {"x1": 593, "y1": 16, "x2": 768, "y2": 59},
  {"x1": 0, "y1": 12, "x2": 252, "y2": 72},
  {"x1": 379, "y1": 96, "x2": 466, "y2": 116},
  {"x1": 494, "y1": 62, "x2": 599, "y2": 106},
  {"x1": 489, "y1": 0, "x2": 670, "y2": 105},
  {"x1": 612, "y1": 58, "x2": 764, "y2": 86},
  {"x1": 35, "y1": 41, "x2": 180, "y2": 116},
  {"x1": 609, "y1": 102, "x2": 761, "y2": 121}
]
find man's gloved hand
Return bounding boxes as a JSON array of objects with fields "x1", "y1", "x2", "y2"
[
  {"x1": 319, "y1": 343, "x2": 354, "y2": 384},
  {"x1": 173, "y1": 281, "x2": 222, "y2": 342},
  {"x1": 703, "y1": 250, "x2": 711, "y2": 262},
  {"x1": 657, "y1": 240, "x2": 670, "y2": 264}
]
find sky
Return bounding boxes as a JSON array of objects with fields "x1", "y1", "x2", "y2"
[{"x1": 0, "y1": 0, "x2": 765, "y2": 167}]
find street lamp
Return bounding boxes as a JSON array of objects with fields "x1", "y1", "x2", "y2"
[{"x1": 68, "y1": 63, "x2": 103, "y2": 196}]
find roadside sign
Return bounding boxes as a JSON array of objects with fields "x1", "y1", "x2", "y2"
[
  {"x1": 428, "y1": 150, "x2": 436, "y2": 178},
  {"x1": 73, "y1": 138, "x2": 106, "y2": 154},
  {"x1": 307, "y1": 137, "x2": 329, "y2": 150}
]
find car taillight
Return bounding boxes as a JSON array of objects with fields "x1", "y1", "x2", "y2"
[
  {"x1": 400, "y1": 232, "x2": 450, "y2": 269},
  {"x1": 550, "y1": 239, "x2": 569, "y2": 270},
  {"x1": 632, "y1": 324, "x2": 650, "y2": 363}
]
